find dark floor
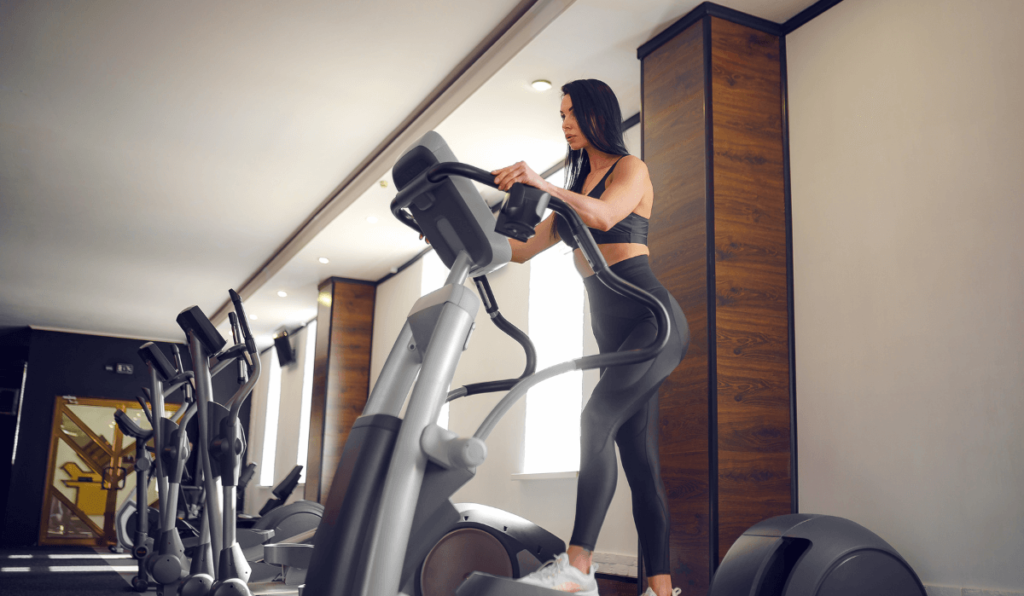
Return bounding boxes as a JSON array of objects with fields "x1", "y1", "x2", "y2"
[
  {"x1": 0, "y1": 545, "x2": 644, "y2": 596},
  {"x1": 0, "y1": 545, "x2": 136, "y2": 595}
]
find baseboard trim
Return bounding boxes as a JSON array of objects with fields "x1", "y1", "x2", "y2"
[{"x1": 592, "y1": 552, "x2": 638, "y2": 579}]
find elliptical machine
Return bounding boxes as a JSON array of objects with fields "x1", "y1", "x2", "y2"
[
  {"x1": 298, "y1": 131, "x2": 674, "y2": 596},
  {"x1": 113, "y1": 396, "x2": 157, "y2": 591},
  {"x1": 177, "y1": 293, "x2": 264, "y2": 596},
  {"x1": 130, "y1": 342, "x2": 201, "y2": 595}
]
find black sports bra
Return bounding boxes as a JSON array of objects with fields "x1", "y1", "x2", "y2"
[{"x1": 555, "y1": 157, "x2": 650, "y2": 249}]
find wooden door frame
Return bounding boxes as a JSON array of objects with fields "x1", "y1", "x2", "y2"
[{"x1": 38, "y1": 395, "x2": 178, "y2": 546}]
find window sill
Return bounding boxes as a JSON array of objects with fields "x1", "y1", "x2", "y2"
[{"x1": 511, "y1": 471, "x2": 579, "y2": 481}]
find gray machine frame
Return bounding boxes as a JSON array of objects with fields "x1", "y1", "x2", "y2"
[{"x1": 300, "y1": 131, "x2": 672, "y2": 596}]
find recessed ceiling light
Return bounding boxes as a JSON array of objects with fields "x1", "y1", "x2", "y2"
[
  {"x1": 531, "y1": 79, "x2": 552, "y2": 91},
  {"x1": 249, "y1": 314, "x2": 258, "y2": 320},
  {"x1": 278, "y1": 291, "x2": 288, "y2": 298},
  {"x1": 366, "y1": 216, "x2": 378, "y2": 224},
  {"x1": 318, "y1": 257, "x2": 329, "y2": 264}
]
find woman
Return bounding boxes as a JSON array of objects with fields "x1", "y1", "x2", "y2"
[{"x1": 491, "y1": 79, "x2": 688, "y2": 596}]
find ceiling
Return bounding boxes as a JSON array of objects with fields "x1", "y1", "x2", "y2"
[{"x1": 0, "y1": 0, "x2": 818, "y2": 349}]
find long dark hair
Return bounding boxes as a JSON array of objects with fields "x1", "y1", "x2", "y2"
[{"x1": 561, "y1": 79, "x2": 630, "y2": 194}]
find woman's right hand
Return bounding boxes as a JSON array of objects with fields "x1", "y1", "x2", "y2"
[{"x1": 491, "y1": 161, "x2": 548, "y2": 192}]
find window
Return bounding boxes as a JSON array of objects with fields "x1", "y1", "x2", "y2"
[
  {"x1": 295, "y1": 321, "x2": 316, "y2": 483},
  {"x1": 523, "y1": 242, "x2": 585, "y2": 474},
  {"x1": 260, "y1": 348, "x2": 282, "y2": 487}
]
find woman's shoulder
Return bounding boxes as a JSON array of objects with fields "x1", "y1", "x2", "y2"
[{"x1": 612, "y1": 154, "x2": 650, "y2": 178}]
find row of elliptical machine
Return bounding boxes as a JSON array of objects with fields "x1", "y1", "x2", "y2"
[
  {"x1": 292, "y1": 131, "x2": 674, "y2": 596},
  {"x1": 170, "y1": 296, "x2": 261, "y2": 596},
  {"x1": 114, "y1": 343, "x2": 197, "y2": 592},
  {"x1": 116, "y1": 295, "x2": 321, "y2": 595},
  {"x1": 175, "y1": 291, "x2": 323, "y2": 596}
]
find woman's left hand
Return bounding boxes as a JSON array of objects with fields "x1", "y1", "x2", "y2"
[{"x1": 491, "y1": 161, "x2": 547, "y2": 192}]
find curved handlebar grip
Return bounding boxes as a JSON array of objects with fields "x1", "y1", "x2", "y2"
[
  {"x1": 426, "y1": 162, "x2": 497, "y2": 187},
  {"x1": 171, "y1": 345, "x2": 186, "y2": 375},
  {"x1": 473, "y1": 276, "x2": 498, "y2": 315},
  {"x1": 114, "y1": 409, "x2": 152, "y2": 440},
  {"x1": 228, "y1": 312, "x2": 248, "y2": 383},
  {"x1": 135, "y1": 395, "x2": 153, "y2": 425},
  {"x1": 228, "y1": 289, "x2": 258, "y2": 356},
  {"x1": 228, "y1": 312, "x2": 242, "y2": 344},
  {"x1": 390, "y1": 162, "x2": 499, "y2": 235},
  {"x1": 391, "y1": 208, "x2": 422, "y2": 235}
]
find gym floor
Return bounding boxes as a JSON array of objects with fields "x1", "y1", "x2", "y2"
[
  {"x1": 0, "y1": 545, "x2": 138, "y2": 595},
  {"x1": 0, "y1": 545, "x2": 642, "y2": 596}
]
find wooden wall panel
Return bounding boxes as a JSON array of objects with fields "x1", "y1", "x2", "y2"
[
  {"x1": 304, "y1": 284, "x2": 332, "y2": 504},
  {"x1": 641, "y1": 8, "x2": 793, "y2": 594},
  {"x1": 710, "y1": 16, "x2": 791, "y2": 560},
  {"x1": 644, "y1": 20, "x2": 711, "y2": 596},
  {"x1": 304, "y1": 278, "x2": 375, "y2": 503},
  {"x1": 595, "y1": 577, "x2": 639, "y2": 596}
]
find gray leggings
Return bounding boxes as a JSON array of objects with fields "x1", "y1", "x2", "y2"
[{"x1": 572, "y1": 255, "x2": 688, "y2": 577}]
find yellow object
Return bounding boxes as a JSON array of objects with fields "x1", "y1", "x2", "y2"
[{"x1": 60, "y1": 462, "x2": 107, "y2": 515}]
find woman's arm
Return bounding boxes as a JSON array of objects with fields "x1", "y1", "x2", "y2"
[
  {"x1": 493, "y1": 155, "x2": 649, "y2": 232},
  {"x1": 508, "y1": 214, "x2": 560, "y2": 263}
]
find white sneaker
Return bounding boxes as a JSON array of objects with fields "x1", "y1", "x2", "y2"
[
  {"x1": 642, "y1": 588, "x2": 682, "y2": 596},
  {"x1": 518, "y1": 553, "x2": 599, "y2": 594}
]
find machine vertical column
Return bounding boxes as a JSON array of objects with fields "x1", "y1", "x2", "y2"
[
  {"x1": 361, "y1": 297, "x2": 477, "y2": 596},
  {"x1": 190, "y1": 332, "x2": 224, "y2": 576}
]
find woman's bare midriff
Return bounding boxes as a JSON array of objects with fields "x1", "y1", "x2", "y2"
[{"x1": 573, "y1": 242, "x2": 650, "y2": 278}]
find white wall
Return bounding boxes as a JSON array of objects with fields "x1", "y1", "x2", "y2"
[
  {"x1": 370, "y1": 258, "x2": 427, "y2": 390},
  {"x1": 244, "y1": 323, "x2": 313, "y2": 514},
  {"x1": 788, "y1": 0, "x2": 1024, "y2": 592}
]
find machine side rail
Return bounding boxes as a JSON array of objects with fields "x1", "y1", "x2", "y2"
[
  {"x1": 447, "y1": 275, "x2": 537, "y2": 403},
  {"x1": 391, "y1": 160, "x2": 673, "y2": 442}
]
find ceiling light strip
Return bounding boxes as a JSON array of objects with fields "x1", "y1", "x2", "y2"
[{"x1": 209, "y1": 0, "x2": 576, "y2": 325}]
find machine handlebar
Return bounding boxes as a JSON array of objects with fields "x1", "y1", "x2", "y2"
[
  {"x1": 114, "y1": 410, "x2": 152, "y2": 441},
  {"x1": 228, "y1": 289, "x2": 258, "y2": 358},
  {"x1": 389, "y1": 157, "x2": 673, "y2": 441}
]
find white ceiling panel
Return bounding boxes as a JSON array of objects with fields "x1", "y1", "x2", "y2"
[
  {"x1": 0, "y1": 0, "x2": 527, "y2": 339},
  {"x1": 0, "y1": 0, "x2": 820, "y2": 345}
]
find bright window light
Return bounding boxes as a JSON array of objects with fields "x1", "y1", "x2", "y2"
[
  {"x1": 421, "y1": 250, "x2": 451, "y2": 429},
  {"x1": 260, "y1": 349, "x2": 282, "y2": 486},
  {"x1": 524, "y1": 243, "x2": 584, "y2": 473},
  {"x1": 296, "y1": 321, "x2": 317, "y2": 483}
]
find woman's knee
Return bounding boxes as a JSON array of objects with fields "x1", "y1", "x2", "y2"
[{"x1": 579, "y1": 403, "x2": 618, "y2": 455}]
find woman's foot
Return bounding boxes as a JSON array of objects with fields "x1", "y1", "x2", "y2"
[
  {"x1": 642, "y1": 588, "x2": 682, "y2": 596},
  {"x1": 518, "y1": 553, "x2": 599, "y2": 595}
]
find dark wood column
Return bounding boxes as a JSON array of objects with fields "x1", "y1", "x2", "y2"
[
  {"x1": 304, "y1": 277, "x2": 375, "y2": 503},
  {"x1": 639, "y1": 4, "x2": 793, "y2": 593}
]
